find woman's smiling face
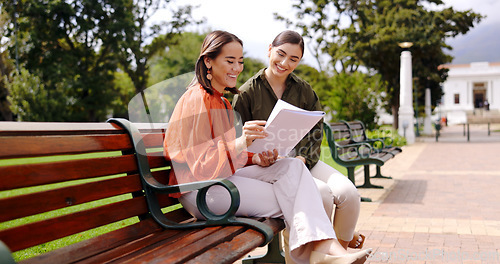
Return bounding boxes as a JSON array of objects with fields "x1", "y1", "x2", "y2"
[
  {"x1": 267, "y1": 43, "x2": 302, "y2": 78},
  {"x1": 204, "y1": 41, "x2": 244, "y2": 93}
]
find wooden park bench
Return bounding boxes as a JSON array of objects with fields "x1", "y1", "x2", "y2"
[
  {"x1": 0, "y1": 119, "x2": 285, "y2": 264},
  {"x1": 323, "y1": 121, "x2": 401, "y2": 202}
]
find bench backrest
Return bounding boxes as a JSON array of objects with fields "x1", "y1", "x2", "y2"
[
  {"x1": 342, "y1": 120, "x2": 368, "y2": 143},
  {"x1": 0, "y1": 122, "x2": 190, "y2": 254},
  {"x1": 323, "y1": 122, "x2": 361, "y2": 161}
]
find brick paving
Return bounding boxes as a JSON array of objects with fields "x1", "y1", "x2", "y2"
[{"x1": 237, "y1": 124, "x2": 500, "y2": 264}]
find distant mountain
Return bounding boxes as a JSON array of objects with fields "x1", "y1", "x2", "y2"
[{"x1": 446, "y1": 22, "x2": 500, "y2": 64}]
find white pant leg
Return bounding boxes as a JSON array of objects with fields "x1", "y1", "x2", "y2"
[
  {"x1": 179, "y1": 158, "x2": 335, "y2": 264},
  {"x1": 310, "y1": 160, "x2": 361, "y2": 242},
  {"x1": 282, "y1": 164, "x2": 337, "y2": 264}
]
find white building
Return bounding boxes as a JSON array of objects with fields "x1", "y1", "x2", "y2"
[{"x1": 438, "y1": 61, "x2": 500, "y2": 124}]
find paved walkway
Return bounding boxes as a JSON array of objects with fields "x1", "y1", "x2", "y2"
[{"x1": 238, "y1": 124, "x2": 500, "y2": 264}]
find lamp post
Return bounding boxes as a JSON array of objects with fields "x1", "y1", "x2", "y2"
[
  {"x1": 398, "y1": 42, "x2": 415, "y2": 144},
  {"x1": 414, "y1": 77, "x2": 420, "y2": 137}
]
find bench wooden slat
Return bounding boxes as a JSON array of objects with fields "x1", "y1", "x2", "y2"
[
  {"x1": 1, "y1": 154, "x2": 169, "y2": 192},
  {"x1": 0, "y1": 122, "x2": 119, "y2": 136},
  {"x1": 0, "y1": 155, "x2": 137, "y2": 191},
  {"x1": 0, "y1": 175, "x2": 142, "y2": 222},
  {"x1": 0, "y1": 197, "x2": 148, "y2": 252},
  {"x1": 20, "y1": 210, "x2": 194, "y2": 264},
  {"x1": 141, "y1": 133, "x2": 165, "y2": 148},
  {"x1": 18, "y1": 218, "x2": 164, "y2": 264},
  {"x1": 147, "y1": 226, "x2": 245, "y2": 264},
  {"x1": 0, "y1": 134, "x2": 132, "y2": 159},
  {"x1": 101, "y1": 226, "x2": 227, "y2": 264},
  {"x1": 188, "y1": 218, "x2": 285, "y2": 264}
]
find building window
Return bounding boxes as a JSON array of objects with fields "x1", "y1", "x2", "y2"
[{"x1": 454, "y1": 94, "x2": 460, "y2": 104}]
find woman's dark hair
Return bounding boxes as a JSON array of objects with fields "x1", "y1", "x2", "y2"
[
  {"x1": 192, "y1": 30, "x2": 243, "y2": 95},
  {"x1": 271, "y1": 30, "x2": 305, "y2": 57}
]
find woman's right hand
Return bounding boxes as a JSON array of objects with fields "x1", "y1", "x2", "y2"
[
  {"x1": 237, "y1": 120, "x2": 267, "y2": 149},
  {"x1": 252, "y1": 149, "x2": 279, "y2": 167}
]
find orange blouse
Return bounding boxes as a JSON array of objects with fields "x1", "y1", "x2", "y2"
[{"x1": 164, "y1": 84, "x2": 250, "y2": 197}]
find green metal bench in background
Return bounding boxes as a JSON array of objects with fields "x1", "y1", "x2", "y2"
[
  {"x1": 343, "y1": 120, "x2": 402, "y2": 180},
  {"x1": 323, "y1": 121, "x2": 402, "y2": 202}
]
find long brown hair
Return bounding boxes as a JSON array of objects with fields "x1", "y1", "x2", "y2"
[{"x1": 192, "y1": 30, "x2": 243, "y2": 95}]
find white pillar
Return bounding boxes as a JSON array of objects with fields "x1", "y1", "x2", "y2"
[
  {"x1": 423, "y1": 88, "x2": 432, "y2": 134},
  {"x1": 398, "y1": 50, "x2": 415, "y2": 144}
]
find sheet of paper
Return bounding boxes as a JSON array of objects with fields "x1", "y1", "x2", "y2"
[{"x1": 247, "y1": 100, "x2": 325, "y2": 156}]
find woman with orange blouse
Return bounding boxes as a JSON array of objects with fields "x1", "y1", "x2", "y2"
[{"x1": 163, "y1": 30, "x2": 371, "y2": 264}]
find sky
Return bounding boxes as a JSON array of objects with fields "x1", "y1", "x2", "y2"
[{"x1": 157, "y1": 0, "x2": 500, "y2": 68}]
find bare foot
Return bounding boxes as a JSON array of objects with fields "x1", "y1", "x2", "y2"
[
  {"x1": 348, "y1": 232, "x2": 365, "y2": 249},
  {"x1": 339, "y1": 232, "x2": 365, "y2": 250}
]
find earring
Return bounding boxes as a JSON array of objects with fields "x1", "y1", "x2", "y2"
[{"x1": 206, "y1": 68, "x2": 213, "y2": 80}]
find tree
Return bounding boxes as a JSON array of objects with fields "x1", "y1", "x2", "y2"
[
  {"x1": 275, "y1": 0, "x2": 483, "y2": 129},
  {"x1": 324, "y1": 72, "x2": 387, "y2": 129},
  {"x1": 148, "y1": 31, "x2": 206, "y2": 86},
  {"x1": 294, "y1": 64, "x2": 386, "y2": 128},
  {"x1": 114, "y1": 1, "x2": 201, "y2": 95},
  {"x1": 4, "y1": 0, "x2": 198, "y2": 121},
  {"x1": 0, "y1": 4, "x2": 14, "y2": 121},
  {"x1": 6, "y1": 68, "x2": 67, "y2": 121}
]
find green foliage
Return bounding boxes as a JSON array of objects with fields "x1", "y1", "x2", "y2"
[
  {"x1": 3, "y1": 0, "x2": 199, "y2": 121},
  {"x1": 0, "y1": 6, "x2": 15, "y2": 121},
  {"x1": 326, "y1": 72, "x2": 387, "y2": 129},
  {"x1": 114, "y1": 2, "x2": 201, "y2": 94},
  {"x1": 238, "y1": 57, "x2": 266, "y2": 88},
  {"x1": 5, "y1": 68, "x2": 65, "y2": 121},
  {"x1": 4, "y1": 0, "x2": 129, "y2": 121},
  {"x1": 148, "y1": 32, "x2": 206, "y2": 86},
  {"x1": 366, "y1": 126, "x2": 407, "y2": 147},
  {"x1": 294, "y1": 64, "x2": 386, "y2": 129},
  {"x1": 276, "y1": 0, "x2": 483, "y2": 127}
]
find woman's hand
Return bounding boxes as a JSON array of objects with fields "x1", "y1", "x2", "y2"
[
  {"x1": 252, "y1": 149, "x2": 280, "y2": 167},
  {"x1": 295, "y1": 156, "x2": 306, "y2": 164},
  {"x1": 236, "y1": 120, "x2": 267, "y2": 151}
]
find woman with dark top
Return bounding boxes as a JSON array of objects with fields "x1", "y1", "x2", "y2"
[{"x1": 233, "y1": 30, "x2": 366, "y2": 263}]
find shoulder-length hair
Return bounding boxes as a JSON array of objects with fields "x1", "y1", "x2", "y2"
[{"x1": 191, "y1": 30, "x2": 243, "y2": 95}]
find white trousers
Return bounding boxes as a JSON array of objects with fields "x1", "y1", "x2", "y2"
[
  {"x1": 283, "y1": 160, "x2": 361, "y2": 263},
  {"x1": 310, "y1": 160, "x2": 361, "y2": 242},
  {"x1": 179, "y1": 158, "x2": 335, "y2": 264}
]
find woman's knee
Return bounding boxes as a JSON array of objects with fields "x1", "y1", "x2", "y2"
[{"x1": 331, "y1": 176, "x2": 360, "y2": 210}]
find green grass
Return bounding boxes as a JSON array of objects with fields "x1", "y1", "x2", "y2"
[{"x1": 320, "y1": 136, "x2": 348, "y2": 175}]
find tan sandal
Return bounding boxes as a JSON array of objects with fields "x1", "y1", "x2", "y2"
[{"x1": 348, "y1": 232, "x2": 365, "y2": 249}]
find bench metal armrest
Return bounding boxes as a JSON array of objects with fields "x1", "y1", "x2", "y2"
[
  {"x1": 108, "y1": 118, "x2": 274, "y2": 246},
  {"x1": 0, "y1": 241, "x2": 15, "y2": 264}
]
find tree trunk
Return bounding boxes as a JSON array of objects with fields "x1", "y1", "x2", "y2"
[{"x1": 392, "y1": 104, "x2": 398, "y2": 131}]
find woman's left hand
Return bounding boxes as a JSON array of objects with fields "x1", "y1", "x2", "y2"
[{"x1": 253, "y1": 149, "x2": 279, "y2": 167}]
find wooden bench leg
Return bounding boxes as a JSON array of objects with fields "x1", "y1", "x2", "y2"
[
  {"x1": 356, "y1": 165, "x2": 383, "y2": 189},
  {"x1": 242, "y1": 233, "x2": 285, "y2": 264},
  {"x1": 371, "y1": 166, "x2": 392, "y2": 179}
]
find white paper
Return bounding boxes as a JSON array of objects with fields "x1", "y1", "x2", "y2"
[{"x1": 247, "y1": 99, "x2": 325, "y2": 156}]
